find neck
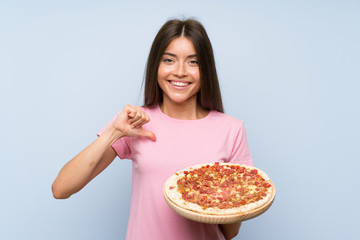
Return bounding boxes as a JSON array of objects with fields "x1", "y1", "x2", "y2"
[{"x1": 160, "y1": 99, "x2": 209, "y2": 120}]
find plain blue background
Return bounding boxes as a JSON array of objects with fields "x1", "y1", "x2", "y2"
[{"x1": 1, "y1": 0, "x2": 359, "y2": 239}]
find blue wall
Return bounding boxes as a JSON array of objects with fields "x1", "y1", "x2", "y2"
[{"x1": 1, "y1": 0, "x2": 359, "y2": 239}]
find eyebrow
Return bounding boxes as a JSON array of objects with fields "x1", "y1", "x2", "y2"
[{"x1": 163, "y1": 52, "x2": 197, "y2": 58}]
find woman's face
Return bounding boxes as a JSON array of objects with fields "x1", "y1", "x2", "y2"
[{"x1": 157, "y1": 37, "x2": 201, "y2": 106}]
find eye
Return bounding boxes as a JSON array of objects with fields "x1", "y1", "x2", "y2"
[
  {"x1": 189, "y1": 59, "x2": 199, "y2": 66},
  {"x1": 162, "y1": 57, "x2": 174, "y2": 64}
]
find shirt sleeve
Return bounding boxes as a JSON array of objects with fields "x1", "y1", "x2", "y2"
[
  {"x1": 97, "y1": 113, "x2": 132, "y2": 159},
  {"x1": 228, "y1": 121, "x2": 253, "y2": 166}
]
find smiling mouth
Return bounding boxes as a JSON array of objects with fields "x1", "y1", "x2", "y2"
[{"x1": 169, "y1": 81, "x2": 191, "y2": 87}]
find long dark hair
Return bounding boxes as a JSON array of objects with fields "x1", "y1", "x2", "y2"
[{"x1": 144, "y1": 18, "x2": 223, "y2": 113}]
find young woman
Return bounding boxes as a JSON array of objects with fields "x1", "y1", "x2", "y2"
[{"x1": 52, "y1": 19, "x2": 253, "y2": 240}]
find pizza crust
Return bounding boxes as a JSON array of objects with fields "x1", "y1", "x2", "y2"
[{"x1": 164, "y1": 163, "x2": 274, "y2": 216}]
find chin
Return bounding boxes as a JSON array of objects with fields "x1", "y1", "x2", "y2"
[{"x1": 167, "y1": 95, "x2": 196, "y2": 105}]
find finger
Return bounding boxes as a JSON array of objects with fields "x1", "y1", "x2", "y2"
[
  {"x1": 134, "y1": 106, "x2": 150, "y2": 122},
  {"x1": 130, "y1": 114, "x2": 150, "y2": 128},
  {"x1": 134, "y1": 129, "x2": 156, "y2": 141},
  {"x1": 123, "y1": 105, "x2": 139, "y2": 124},
  {"x1": 125, "y1": 105, "x2": 137, "y2": 119},
  {"x1": 129, "y1": 109, "x2": 145, "y2": 124},
  {"x1": 130, "y1": 108, "x2": 150, "y2": 127}
]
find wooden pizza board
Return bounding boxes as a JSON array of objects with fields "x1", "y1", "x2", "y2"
[{"x1": 163, "y1": 181, "x2": 276, "y2": 224}]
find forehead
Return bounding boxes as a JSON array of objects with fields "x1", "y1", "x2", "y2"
[{"x1": 164, "y1": 37, "x2": 197, "y2": 55}]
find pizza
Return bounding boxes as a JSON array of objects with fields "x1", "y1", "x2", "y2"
[{"x1": 163, "y1": 162, "x2": 274, "y2": 217}]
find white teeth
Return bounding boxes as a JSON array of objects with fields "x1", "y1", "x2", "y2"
[{"x1": 170, "y1": 81, "x2": 190, "y2": 87}]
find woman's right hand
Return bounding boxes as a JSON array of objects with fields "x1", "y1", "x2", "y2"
[
  {"x1": 51, "y1": 105, "x2": 155, "y2": 199},
  {"x1": 112, "y1": 105, "x2": 156, "y2": 141}
]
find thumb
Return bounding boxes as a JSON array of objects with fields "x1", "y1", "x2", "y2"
[{"x1": 134, "y1": 128, "x2": 156, "y2": 141}]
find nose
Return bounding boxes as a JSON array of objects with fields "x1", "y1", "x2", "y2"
[{"x1": 174, "y1": 62, "x2": 187, "y2": 78}]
